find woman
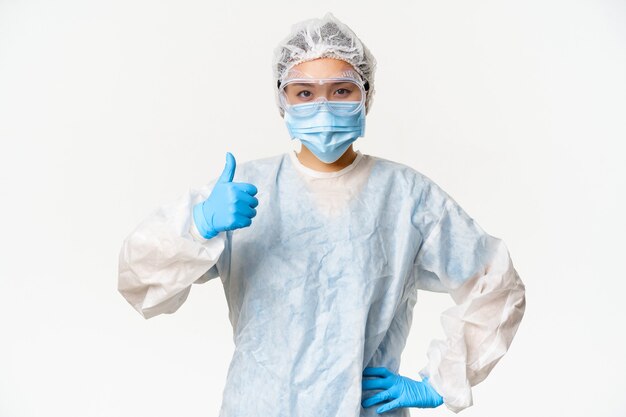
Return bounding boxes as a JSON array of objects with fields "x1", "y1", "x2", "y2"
[{"x1": 118, "y1": 12, "x2": 526, "y2": 416}]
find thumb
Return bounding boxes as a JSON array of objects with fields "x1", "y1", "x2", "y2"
[{"x1": 217, "y1": 152, "x2": 236, "y2": 183}]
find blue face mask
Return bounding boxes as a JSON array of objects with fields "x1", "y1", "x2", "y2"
[{"x1": 284, "y1": 101, "x2": 366, "y2": 164}]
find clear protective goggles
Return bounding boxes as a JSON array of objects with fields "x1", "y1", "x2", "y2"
[{"x1": 278, "y1": 69, "x2": 368, "y2": 117}]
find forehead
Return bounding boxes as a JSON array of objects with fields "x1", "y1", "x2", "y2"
[{"x1": 291, "y1": 58, "x2": 356, "y2": 78}]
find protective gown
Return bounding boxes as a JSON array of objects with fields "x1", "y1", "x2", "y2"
[{"x1": 118, "y1": 150, "x2": 526, "y2": 416}]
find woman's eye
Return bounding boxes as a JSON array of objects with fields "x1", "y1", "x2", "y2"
[
  {"x1": 296, "y1": 90, "x2": 312, "y2": 98},
  {"x1": 335, "y1": 88, "x2": 351, "y2": 96}
]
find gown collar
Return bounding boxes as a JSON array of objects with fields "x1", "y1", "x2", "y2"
[{"x1": 288, "y1": 149, "x2": 364, "y2": 179}]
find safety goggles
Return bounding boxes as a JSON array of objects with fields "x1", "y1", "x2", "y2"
[{"x1": 278, "y1": 69, "x2": 368, "y2": 117}]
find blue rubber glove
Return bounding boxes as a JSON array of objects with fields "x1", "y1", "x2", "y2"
[
  {"x1": 361, "y1": 367, "x2": 443, "y2": 414},
  {"x1": 193, "y1": 152, "x2": 259, "y2": 239}
]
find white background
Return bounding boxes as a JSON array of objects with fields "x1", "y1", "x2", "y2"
[{"x1": 1, "y1": 1, "x2": 625, "y2": 416}]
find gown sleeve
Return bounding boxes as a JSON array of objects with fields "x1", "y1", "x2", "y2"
[
  {"x1": 117, "y1": 179, "x2": 226, "y2": 319},
  {"x1": 413, "y1": 180, "x2": 526, "y2": 413}
]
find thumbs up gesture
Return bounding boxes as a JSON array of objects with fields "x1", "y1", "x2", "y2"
[{"x1": 192, "y1": 152, "x2": 259, "y2": 239}]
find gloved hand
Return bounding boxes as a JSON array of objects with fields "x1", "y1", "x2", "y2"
[
  {"x1": 193, "y1": 152, "x2": 259, "y2": 239},
  {"x1": 361, "y1": 367, "x2": 443, "y2": 414}
]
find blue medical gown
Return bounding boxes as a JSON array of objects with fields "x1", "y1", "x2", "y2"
[{"x1": 118, "y1": 151, "x2": 526, "y2": 416}]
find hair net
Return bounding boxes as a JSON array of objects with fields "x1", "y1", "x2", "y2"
[{"x1": 272, "y1": 12, "x2": 377, "y2": 118}]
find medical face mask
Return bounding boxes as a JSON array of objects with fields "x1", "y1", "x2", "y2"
[
  {"x1": 278, "y1": 68, "x2": 368, "y2": 163},
  {"x1": 284, "y1": 101, "x2": 366, "y2": 164}
]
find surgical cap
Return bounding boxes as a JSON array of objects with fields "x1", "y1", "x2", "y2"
[{"x1": 272, "y1": 12, "x2": 377, "y2": 118}]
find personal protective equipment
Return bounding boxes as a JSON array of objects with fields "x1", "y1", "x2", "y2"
[
  {"x1": 192, "y1": 152, "x2": 259, "y2": 239},
  {"x1": 272, "y1": 12, "x2": 377, "y2": 118},
  {"x1": 278, "y1": 68, "x2": 367, "y2": 117},
  {"x1": 284, "y1": 101, "x2": 366, "y2": 163},
  {"x1": 361, "y1": 367, "x2": 443, "y2": 413},
  {"x1": 118, "y1": 150, "x2": 526, "y2": 416},
  {"x1": 279, "y1": 67, "x2": 368, "y2": 163}
]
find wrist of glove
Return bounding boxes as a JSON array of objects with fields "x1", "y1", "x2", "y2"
[
  {"x1": 193, "y1": 201, "x2": 219, "y2": 239},
  {"x1": 361, "y1": 367, "x2": 443, "y2": 414}
]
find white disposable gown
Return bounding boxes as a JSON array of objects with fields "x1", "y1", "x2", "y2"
[{"x1": 118, "y1": 150, "x2": 526, "y2": 416}]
